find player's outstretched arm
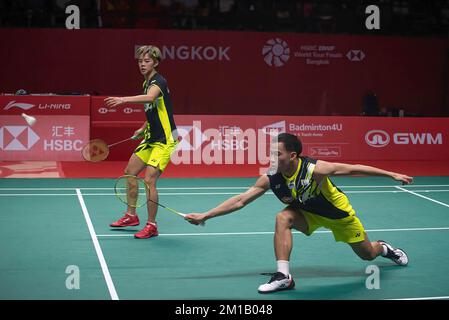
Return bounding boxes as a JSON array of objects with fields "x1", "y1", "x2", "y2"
[
  {"x1": 314, "y1": 160, "x2": 413, "y2": 185},
  {"x1": 185, "y1": 175, "x2": 270, "y2": 225}
]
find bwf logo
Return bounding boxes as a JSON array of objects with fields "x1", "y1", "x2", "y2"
[{"x1": 262, "y1": 38, "x2": 290, "y2": 67}]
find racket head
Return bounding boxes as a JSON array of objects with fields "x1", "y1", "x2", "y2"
[
  {"x1": 114, "y1": 175, "x2": 149, "y2": 208},
  {"x1": 82, "y1": 139, "x2": 110, "y2": 162}
]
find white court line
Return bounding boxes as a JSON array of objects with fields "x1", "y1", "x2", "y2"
[
  {"x1": 1, "y1": 184, "x2": 449, "y2": 191},
  {"x1": 396, "y1": 186, "x2": 449, "y2": 208},
  {"x1": 76, "y1": 189, "x2": 119, "y2": 300},
  {"x1": 96, "y1": 226, "x2": 449, "y2": 237},
  {"x1": 389, "y1": 296, "x2": 449, "y2": 300},
  {"x1": 0, "y1": 193, "x2": 76, "y2": 196},
  {"x1": 2, "y1": 190, "x2": 449, "y2": 197}
]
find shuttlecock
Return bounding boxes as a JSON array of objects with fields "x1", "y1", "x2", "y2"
[{"x1": 21, "y1": 113, "x2": 36, "y2": 126}]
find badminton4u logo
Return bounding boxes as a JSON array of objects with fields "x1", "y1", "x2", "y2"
[
  {"x1": 261, "y1": 121, "x2": 286, "y2": 136},
  {"x1": 0, "y1": 126, "x2": 40, "y2": 151},
  {"x1": 365, "y1": 130, "x2": 443, "y2": 147},
  {"x1": 262, "y1": 38, "x2": 290, "y2": 67},
  {"x1": 3, "y1": 101, "x2": 35, "y2": 111}
]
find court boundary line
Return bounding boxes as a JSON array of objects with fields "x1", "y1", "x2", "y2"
[
  {"x1": 76, "y1": 188, "x2": 119, "y2": 300},
  {"x1": 2, "y1": 189, "x2": 449, "y2": 197},
  {"x1": 389, "y1": 296, "x2": 449, "y2": 300},
  {"x1": 96, "y1": 226, "x2": 449, "y2": 237},
  {"x1": 395, "y1": 186, "x2": 449, "y2": 208},
  {"x1": 2, "y1": 184, "x2": 449, "y2": 191}
]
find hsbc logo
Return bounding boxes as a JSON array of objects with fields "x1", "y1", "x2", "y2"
[
  {"x1": 123, "y1": 108, "x2": 141, "y2": 114},
  {"x1": 366, "y1": 130, "x2": 443, "y2": 147},
  {"x1": 176, "y1": 125, "x2": 207, "y2": 151},
  {"x1": 3, "y1": 101, "x2": 35, "y2": 111},
  {"x1": 365, "y1": 130, "x2": 390, "y2": 147},
  {"x1": 346, "y1": 50, "x2": 365, "y2": 61},
  {"x1": 98, "y1": 108, "x2": 116, "y2": 114},
  {"x1": 0, "y1": 126, "x2": 40, "y2": 150}
]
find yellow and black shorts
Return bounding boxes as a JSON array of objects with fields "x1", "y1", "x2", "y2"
[
  {"x1": 301, "y1": 209, "x2": 366, "y2": 244},
  {"x1": 134, "y1": 141, "x2": 177, "y2": 172}
]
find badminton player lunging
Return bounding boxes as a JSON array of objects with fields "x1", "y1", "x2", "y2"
[
  {"x1": 186, "y1": 133, "x2": 412, "y2": 293},
  {"x1": 105, "y1": 45, "x2": 178, "y2": 239}
]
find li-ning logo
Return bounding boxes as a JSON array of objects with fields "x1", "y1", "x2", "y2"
[
  {"x1": 262, "y1": 38, "x2": 290, "y2": 67},
  {"x1": 3, "y1": 101, "x2": 35, "y2": 111},
  {"x1": 365, "y1": 130, "x2": 390, "y2": 147}
]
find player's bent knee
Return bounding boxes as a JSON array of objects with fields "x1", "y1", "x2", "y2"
[
  {"x1": 145, "y1": 179, "x2": 157, "y2": 188},
  {"x1": 124, "y1": 168, "x2": 136, "y2": 176},
  {"x1": 276, "y1": 211, "x2": 293, "y2": 228}
]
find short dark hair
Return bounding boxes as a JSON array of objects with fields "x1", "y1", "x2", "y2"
[{"x1": 276, "y1": 133, "x2": 302, "y2": 156}]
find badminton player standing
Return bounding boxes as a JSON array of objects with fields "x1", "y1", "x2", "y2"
[
  {"x1": 186, "y1": 133, "x2": 412, "y2": 293},
  {"x1": 105, "y1": 45, "x2": 178, "y2": 239}
]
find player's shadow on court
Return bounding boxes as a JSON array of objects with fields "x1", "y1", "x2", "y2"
[
  {"x1": 279, "y1": 280, "x2": 368, "y2": 299},
  {"x1": 168, "y1": 267, "x2": 363, "y2": 280},
  {"x1": 168, "y1": 263, "x2": 399, "y2": 282},
  {"x1": 109, "y1": 228, "x2": 140, "y2": 232}
]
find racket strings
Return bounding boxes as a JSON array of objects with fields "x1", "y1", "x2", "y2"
[
  {"x1": 115, "y1": 176, "x2": 148, "y2": 208},
  {"x1": 82, "y1": 139, "x2": 109, "y2": 162}
]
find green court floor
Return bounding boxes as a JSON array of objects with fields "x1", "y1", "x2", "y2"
[{"x1": 1, "y1": 176, "x2": 449, "y2": 300}]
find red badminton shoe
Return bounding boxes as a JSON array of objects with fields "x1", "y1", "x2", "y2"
[
  {"x1": 110, "y1": 213, "x2": 140, "y2": 227},
  {"x1": 134, "y1": 222, "x2": 159, "y2": 239}
]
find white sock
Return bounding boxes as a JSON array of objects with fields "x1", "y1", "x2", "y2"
[
  {"x1": 381, "y1": 244, "x2": 388, "y2": 256},
  {"x1": 277, "y1": 260, "x2": 290, "y2": 276}
]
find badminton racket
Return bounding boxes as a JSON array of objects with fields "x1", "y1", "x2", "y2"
[
  {"x1": 82, "y1": 135, "x2": 140, "y2": 162},
  {"x1": 113, "y1": 174, "x2": 204, "y2": 225}
]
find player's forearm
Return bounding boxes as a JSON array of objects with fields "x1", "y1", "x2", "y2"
[
  {"x1": 205, "y1": 195, "x2": 245, "y2": 220},
  {"x1": 139, "y1": 121, "x2": 147, "y2": 130},
  {"x1": 123, "y1": 95, "x2": 154, "y2": 104},
  {"x1": 343, "y1": 164, "x2": 393, "y2": 178}
]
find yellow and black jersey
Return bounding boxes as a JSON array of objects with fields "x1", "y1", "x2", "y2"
[
  {"x1": 142, "y1": 73, "x2": 177, "y2": 144},
  {"x1": 268, "y1": 157, "x2": 354, "y2": 219}
]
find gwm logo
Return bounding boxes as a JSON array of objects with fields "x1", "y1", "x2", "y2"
[
  {"x1": 262, "y1": 38, "x2": 290, "y2": 67},
  {"x1": 365, "y1": 130, "x2": 390, "y2": 147},
  {"x1": 365, "y1": 130, "x2": 443, "y2": 147}
]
